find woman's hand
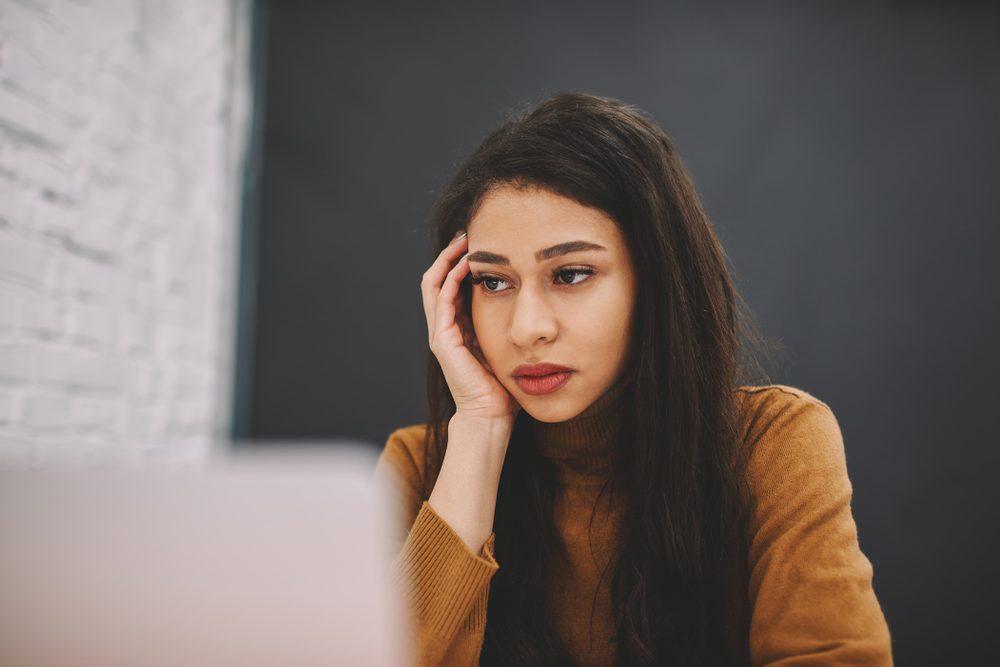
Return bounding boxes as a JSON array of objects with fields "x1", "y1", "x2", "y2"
[
  {"x1": 421, "y1": 232, "x2": 520, "y2": 425},
  {"x1": 422, "y1": 231, "x2": 517, "y2": 554}
]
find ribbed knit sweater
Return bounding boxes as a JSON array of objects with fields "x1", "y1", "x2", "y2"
[{"x1": 376, "y1": 382, "x2": 893, "y2": 666}]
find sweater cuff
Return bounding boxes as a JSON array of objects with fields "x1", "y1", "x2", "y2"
[{"x1": 392, "y1": 501, "x2": 499, "y2": 637}]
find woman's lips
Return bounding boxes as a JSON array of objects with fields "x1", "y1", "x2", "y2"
[{"x1": 514, "y1": 371, "x2": 573, "y2": 396}]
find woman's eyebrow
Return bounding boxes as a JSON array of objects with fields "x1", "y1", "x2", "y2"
[{"x1": 467, "y1": 241, "x2": 607, "y2": 266}]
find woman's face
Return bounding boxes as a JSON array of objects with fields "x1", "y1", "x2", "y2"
[{"x1": 466, "y1": 184, "x2": 638, "y2": 423}]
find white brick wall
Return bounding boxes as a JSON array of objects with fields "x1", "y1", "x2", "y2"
[{"x1": 0, "y1": 0, "x2": 252, "y2": 465}]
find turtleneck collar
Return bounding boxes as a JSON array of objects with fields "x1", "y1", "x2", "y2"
[{"x1": 531, "y1": 368, "x2": 635, "y2": 481}]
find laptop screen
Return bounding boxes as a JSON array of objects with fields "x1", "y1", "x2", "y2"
[{"x1": 0, "y1": 445, "x2": 407, "y2": 667}]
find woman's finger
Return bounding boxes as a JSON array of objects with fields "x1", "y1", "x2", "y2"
[
  {"x1": 420, "y1": 234, "x2": 467, "y2": 341},
  {"x1": 434, "y1": 253, "x2": 470, "y2": 341}
]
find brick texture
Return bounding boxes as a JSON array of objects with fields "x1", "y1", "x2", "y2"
[{"x1": 0, "y1": 0, "x2": 252, "y2": 465}]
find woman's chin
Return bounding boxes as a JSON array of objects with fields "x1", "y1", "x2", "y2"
[{"x1": 516, "y1": 395, "x2": 585, "y2": 424}]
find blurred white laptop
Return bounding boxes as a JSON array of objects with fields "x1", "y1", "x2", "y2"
[{"x1": 0, "y1": 444, "x2": 407, "y2": 667}]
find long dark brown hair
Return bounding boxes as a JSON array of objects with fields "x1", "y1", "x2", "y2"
[{"x1": 422, "y1": 93, "x2": 772, "y2": 666}]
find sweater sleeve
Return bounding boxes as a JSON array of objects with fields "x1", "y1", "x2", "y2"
[
  {"x1": 375, "y1": 427, "x2": 499, "y2": 667},
  {"x1": 745, "y1": 391, "x2": 893, "y2": 666}
]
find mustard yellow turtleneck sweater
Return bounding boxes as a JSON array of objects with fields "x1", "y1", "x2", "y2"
[{"x1": 376, "y1": 384, "x2": 893, "y2": 666}]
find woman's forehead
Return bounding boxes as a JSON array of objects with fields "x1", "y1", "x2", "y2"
[{"x1": 467, "y1": 185, "x2": 623, "y2": 250}]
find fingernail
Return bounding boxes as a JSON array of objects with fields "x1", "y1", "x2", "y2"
[{"x1": 452, "y1": 230, "x2": 467, "y2": 243}]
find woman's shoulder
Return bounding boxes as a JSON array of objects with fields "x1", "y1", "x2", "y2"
[
  {"x1": 385, "y1": 423, "x2": 433, "y2": 451},
  {"x1": 735, "y1": 383, "x2": 832, "y2": 412},
  {"x1": 735, "y1": 383, "x2": 836, "y2": 430},
  {"x1": 733, "y1": 384, "x2": 846, "y2": 480},
  {"x1": 379, "y1": 423, "x2": 444, "y2": 495},
  {"x1": 382, "y1": 422, "x2": 433, "y2": 466}
]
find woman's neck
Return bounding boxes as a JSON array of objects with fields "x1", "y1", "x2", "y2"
[{"x1": 530, "y1": 369, "x2": 635, "y2": 483}]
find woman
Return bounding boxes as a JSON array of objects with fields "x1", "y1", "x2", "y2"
[{"x1": 376, "y1": 93, "x2": 892, "y2": 666}]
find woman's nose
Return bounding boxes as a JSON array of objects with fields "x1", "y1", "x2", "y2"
[{"x1": 508, "y1": 285, "x2": 558, "y2": 348}]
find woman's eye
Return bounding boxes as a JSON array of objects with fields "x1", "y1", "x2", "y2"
[
  {"x1": 554, "y1": 268, "x2": 594, "y2": 286},
  {"x1": 470, "y1": 275, "x2": 510, "y2": 293}
]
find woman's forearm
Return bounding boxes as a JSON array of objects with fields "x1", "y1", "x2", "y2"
[{"x1": 427, "y1": 414, "x2": 512, "y2": 554}]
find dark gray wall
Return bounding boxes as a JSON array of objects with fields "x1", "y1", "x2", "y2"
[{"x1": 246, "y1": 2, "x2": 1000, "y2": 662}]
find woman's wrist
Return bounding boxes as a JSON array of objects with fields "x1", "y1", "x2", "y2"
[
  {"x1": 448, "y1": 412, "x2": 514, "y2": 453},
  {"x1": 426, "y1": 413, "x2": 513, "y2": 553}
]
